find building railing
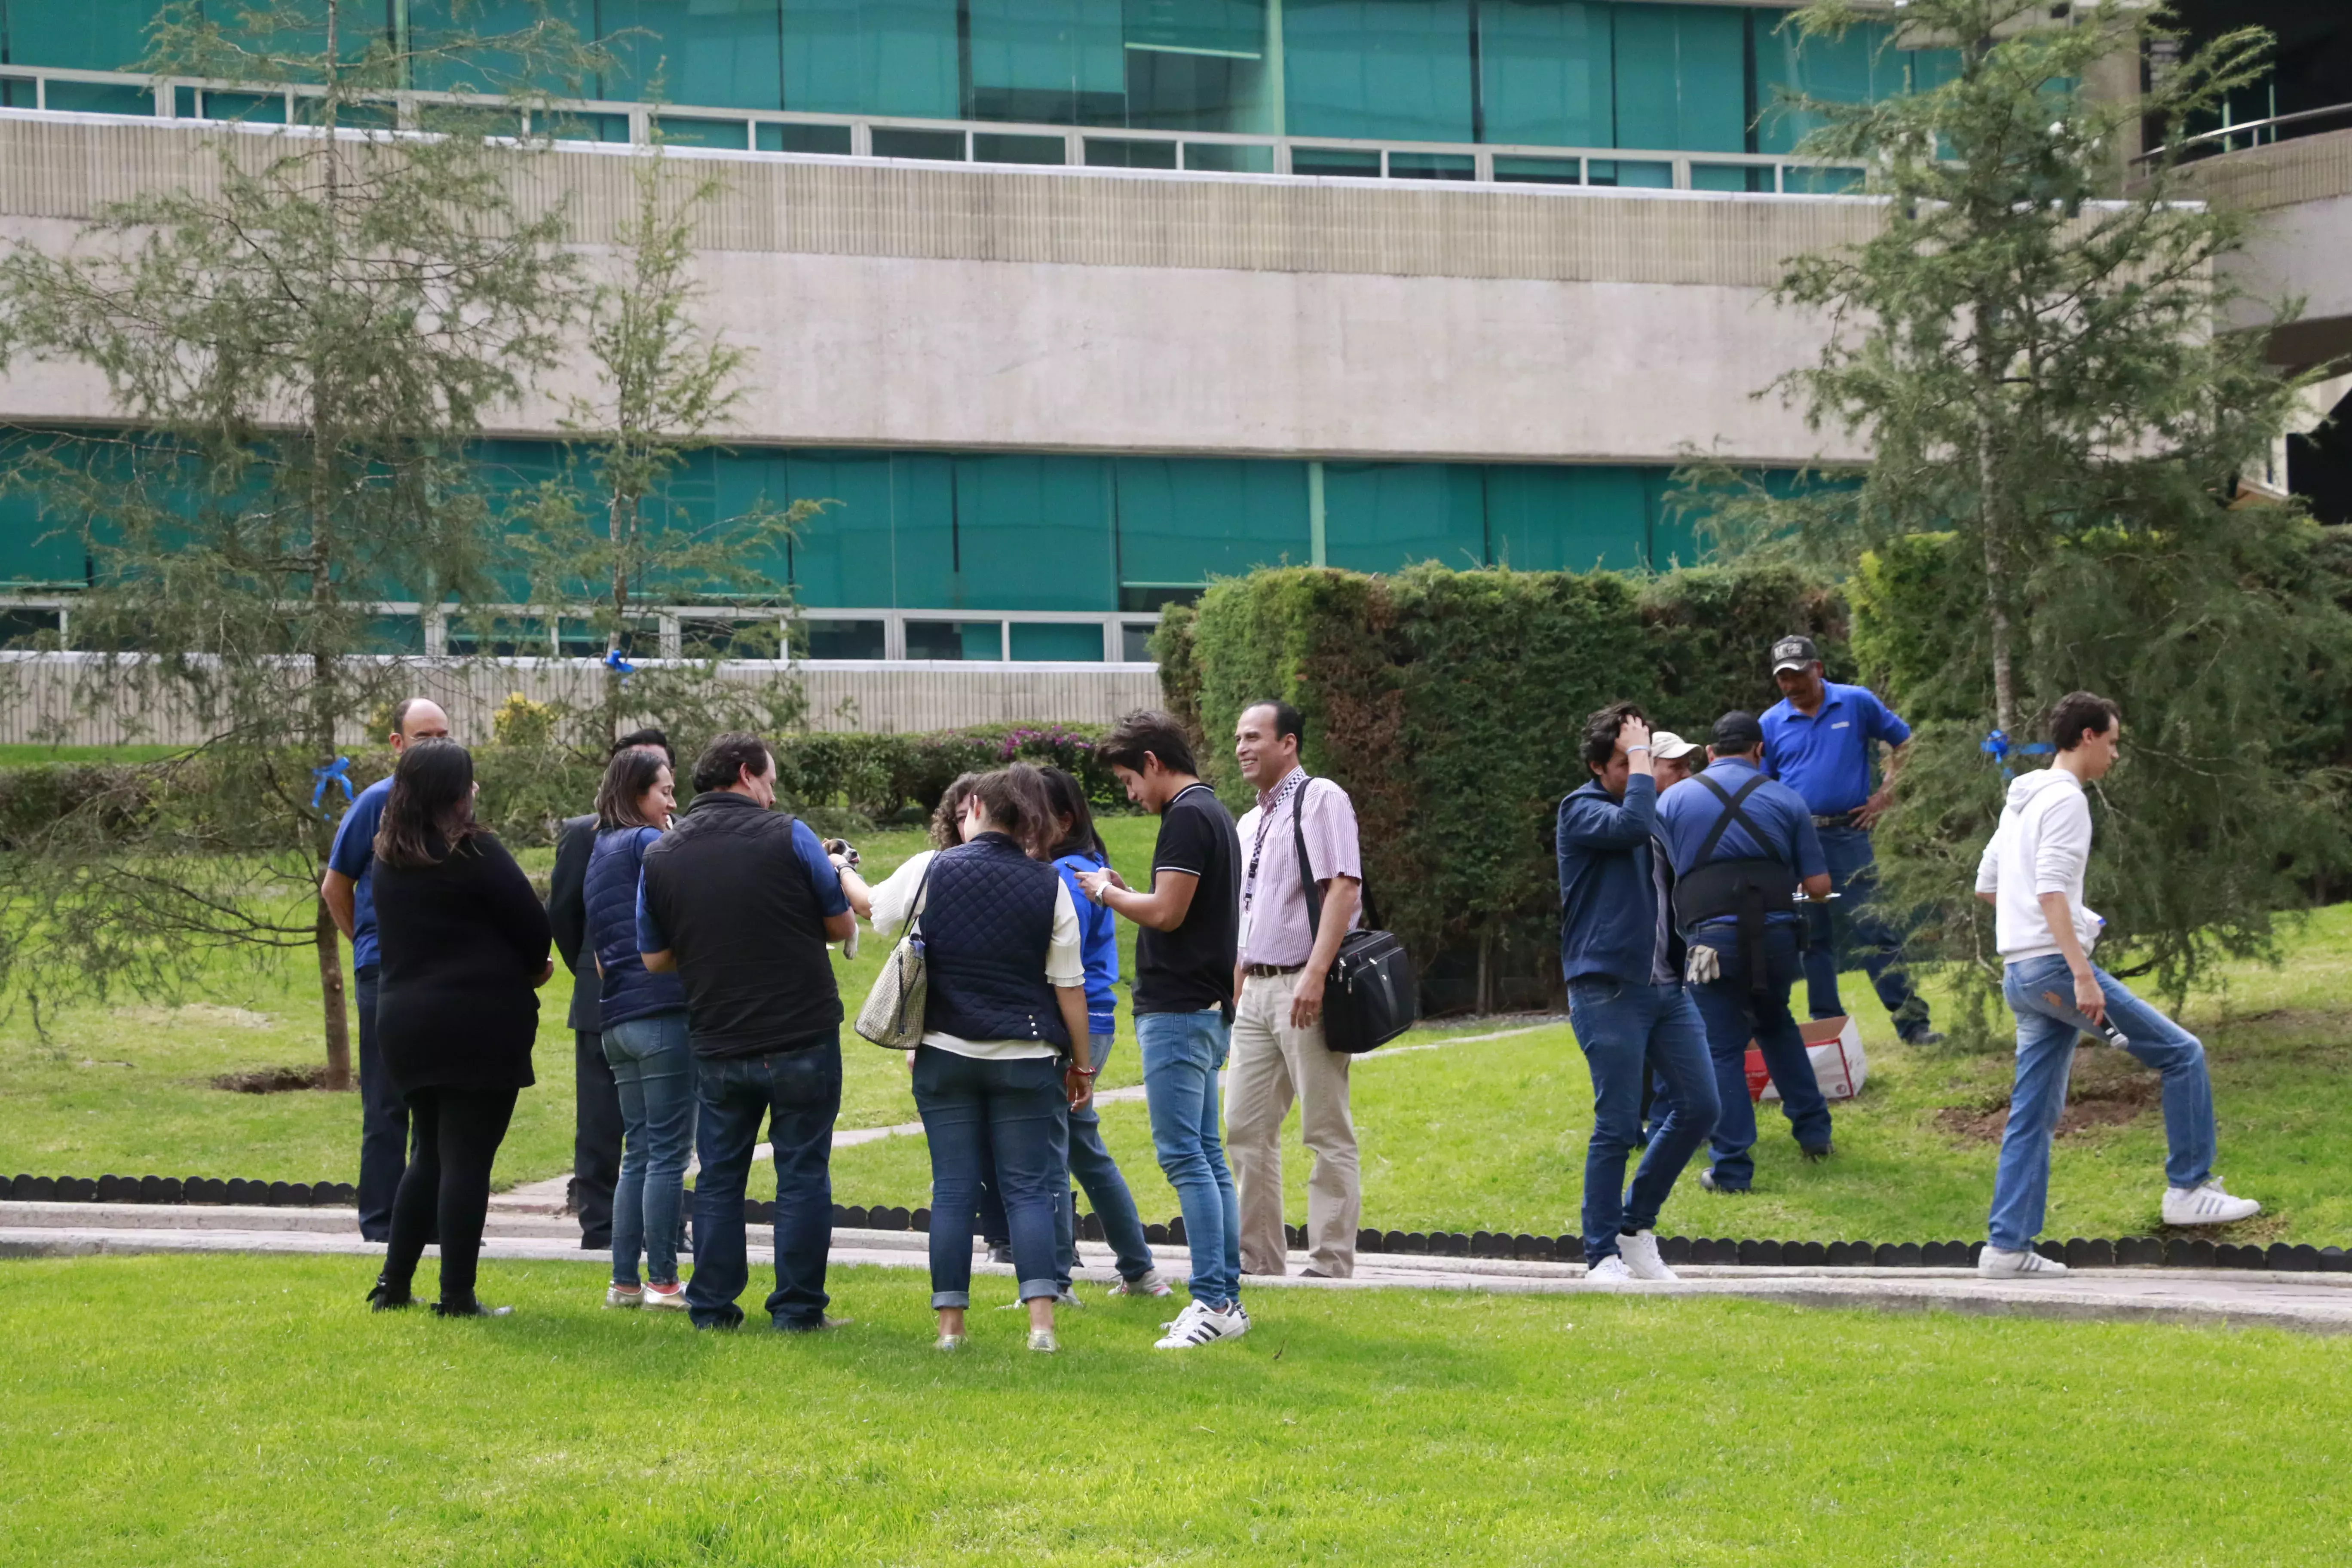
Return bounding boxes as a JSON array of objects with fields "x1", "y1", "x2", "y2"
[
  {"x1": 0, "y1": 596, "x2": 1164, "y2": 667},
  {"x1": 0, "y1": 61, "x2": 1866, "y2": 196},
  {"x1": 2137, "y1": 101, "x2": 2352, "y2": 164}
]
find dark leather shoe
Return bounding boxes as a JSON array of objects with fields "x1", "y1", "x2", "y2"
[
  {"x1": 775, "y1": 1314, "x2": 854, "y2": 1333},
  {"x1": 431, "y1": 1299, "x2": 514, "y2": 1318},
  {"x1": 1801, "y1": 1144, "x2": 1834, "y2": 1163},
  {"x1": 365, "y1": 1275, "x2": 414, "y2": 1312}
]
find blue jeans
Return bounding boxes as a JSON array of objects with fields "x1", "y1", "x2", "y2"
[
  {"x1": 1136, "y1": 1008, "x2": 1241, "y2": 1309},
  {"x1": 974, "y1": 1037, "x2": 1156, "y2": 1287},
  {"x1": 603, "y1": 1011, "x2": 696, "y2": 1288},
  {"x1": 1691, "y1": 923, "x2": 1832, "y2": 1188},
  {"x1": 1804, "y1": 825, "x2": 1929, "y2": 1035},
  {"x1": 1988, "y1": 955, "x2": 2217, "y2": 1251},
  {"x1": 1565, "y1": 976, "x2": 1720, "y2": 1265},
  {"x1": 684, "y1": 1037, "x2": 842, "y2": 1331},
  {"x1": 914, "y1": 1047, "x2": 1069, "y2": 1308}
]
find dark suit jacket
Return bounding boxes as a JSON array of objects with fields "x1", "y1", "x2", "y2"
[{"x1": 548, "y1": 812, "x2": 600, "y2": 1034}]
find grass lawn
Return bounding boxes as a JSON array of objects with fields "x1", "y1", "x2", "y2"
[{"x1": 5, "y1": 1254, "x2": 2349, "y2": 1566}]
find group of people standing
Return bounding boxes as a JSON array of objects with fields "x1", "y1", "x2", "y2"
[
  {"x1": 1559, "y1": 639, "x2": 2261, "y2": 1284},
  {"x1": 325, "y1": 697, "x2": 1369, "y2": 1347}
]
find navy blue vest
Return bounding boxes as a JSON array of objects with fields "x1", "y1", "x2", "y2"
[
  {"x1": 585, "y1": 826, "x2": 688, "y2": 1028},
  {"x1": 921, "y1": 833, "x2": 1071, "y2": 1050}
]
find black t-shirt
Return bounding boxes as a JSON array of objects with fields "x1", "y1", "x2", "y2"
[{"x1": 1134, "y1": 781, "x2": 1242, "y2": 1017}]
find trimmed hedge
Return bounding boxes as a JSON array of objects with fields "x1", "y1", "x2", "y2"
[{"x1": 1155, "y1": 561, "x2": 1847, "y2": 1012}]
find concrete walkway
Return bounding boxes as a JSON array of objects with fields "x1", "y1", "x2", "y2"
[{"x1": 9, "y1": 1199, "x2": 2352, "y2": 1335}]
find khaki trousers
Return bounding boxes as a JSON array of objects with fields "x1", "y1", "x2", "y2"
[{"x1": 1226, "y1": 968, "x2": 1360, "y2": 1277}]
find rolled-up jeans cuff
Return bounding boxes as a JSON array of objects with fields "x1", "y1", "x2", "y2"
[
  {"x1": 1019, "y1": 1277, "x2": 1061, "y2": 1302},
  {"x1": 931, "y1": 1290, "x2": 971, "y2": 1310}
]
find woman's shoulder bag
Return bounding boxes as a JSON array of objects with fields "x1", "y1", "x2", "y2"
[{"x1": 853, "y1": 855, "x2": 937, "y2": 1050}]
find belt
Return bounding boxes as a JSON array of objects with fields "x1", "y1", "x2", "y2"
[
  {"x1": 1812, "y1": 812, "x2": 1861, "y2": 830},
  {"x1": 1244, "y1": 962, "x2": 1304, "y2": 978}
]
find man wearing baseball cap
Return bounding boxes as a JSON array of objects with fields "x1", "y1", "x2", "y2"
[
  {"x1": 1648, "y1": 731, "x2": 1703, "y2": 791},
  {"x1": 1759, "y1": 635, "x2": 1940, "y2": 1045}
]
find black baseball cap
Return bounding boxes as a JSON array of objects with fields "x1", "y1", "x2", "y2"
[
  {"x1": 1711, "y1": 711, "x2": 1766, "y2": 751},
  {"x1": 1770, "y1": 635, "x2": 1819, "y2": 674}
]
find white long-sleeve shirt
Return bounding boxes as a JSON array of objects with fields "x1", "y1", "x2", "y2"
[
  {"x1": 1974, "y1": 768, "x2": 2102, "y2": 962},
  {"x1": 867, "y1": 846, "x2": 1083, "y2": 1060}
]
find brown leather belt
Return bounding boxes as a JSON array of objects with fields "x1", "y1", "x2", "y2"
[{"x1": 1245, "y1": 962, "x2": 1304, "y2": 978}]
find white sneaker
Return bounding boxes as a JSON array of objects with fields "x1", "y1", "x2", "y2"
[
  {"x1": 1618, "y1": 1231, "x2": 1679, "y2": 1283},
  {"x1": 2163, "y1": 1181, "x2": 2262, "y2": 1227},
  {"x1": 1107, "y1": 1269, "x2": 1175, "y2": 1298},
  {"x1": 604, "y1": 1284, "x2": 643, "y2": 1309},
  {"x1": 1978, "y1": 1246, "x2": 2069, "y2": 1278},
  {"x1": 642, "y1": 1281, "x2": 689, "y2": 1311},
  {"x1": 1153, "y1": 1300, "x2": 1247, "y2": 1349},
  {"x1": 1584, "y1": 1256, "x2": 1635, "y2": 1287}
]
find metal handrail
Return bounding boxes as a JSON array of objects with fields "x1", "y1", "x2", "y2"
[
  {"x1": 0, "y1": 59, "x2": 1867, "y2": 194},
  {"x1": 2134, "y1": 100, "x2": 2352, "y2": 164}
]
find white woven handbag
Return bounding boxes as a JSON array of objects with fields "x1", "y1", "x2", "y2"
[{"x1": 853, "y1": 861, "x2": 934, "y2": 1049}]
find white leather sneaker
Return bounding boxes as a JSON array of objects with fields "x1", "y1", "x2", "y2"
[
  {"x1": 1978, "y1": 1246, "x2": 2069, "y2": 1278},
  {"x1": 1618, "y1": 1231, "x2": 1680, "y2": 1282},
  {"x1": 604, "y1": 1283, "x2": 643, "y2": 1308},
  {"x1": 642, "y1": 1281, "x2": 689, "y2": 1311},
  {"x1": 2162, "y1": 1181, "x2": 2261, "y2": 1227},
  {"x1": 1154, "y1": 1300, "x2": 1247, "y2": 1349},
  {"x1": 1585, "y1": 1256, "x2": 1635, "y2": 1286}
]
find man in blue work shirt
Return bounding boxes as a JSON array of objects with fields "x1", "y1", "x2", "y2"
[
  {"x1": 1761, "y1": 635, "x2": 1942, "y2": 1045},
  {"x1": 1555, "y1": 701, "x2": 1719, "y2": 1283},
  {"x1": 320, "y1": 695, "x2": 453, "y2": 1242},
  {"x1": 1659, "y1": 711, "x2": 1834, "y2": 1194}
]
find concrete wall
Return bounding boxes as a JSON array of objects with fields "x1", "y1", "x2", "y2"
[
  {"x1": 2179, "y1": 130, "x2": 2352, "y2": 368},
  {"x1": 0, "y1": 113, "x2": 1877, "y2": 466}
]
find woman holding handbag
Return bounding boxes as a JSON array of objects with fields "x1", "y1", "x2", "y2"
[{"x1": 887, "y1": 765, "x2": 1096, "y2": 1352}]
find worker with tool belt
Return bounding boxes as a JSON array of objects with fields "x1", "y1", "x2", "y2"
[{"x1": 1657, "y1": 711, "x2": 1835, "y2": 1194}]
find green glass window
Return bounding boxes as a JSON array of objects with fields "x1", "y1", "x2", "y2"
[
  {"x1": 2, "y1": 2, "x2": 153, "y2": 72},
  {"x1": 906, "y1": 619, "x2": 1005, "y2": 658},
  {"x1": 1754, "y1": 15, "x2": 1906, "y2": 156},
  {"x1": 1483, "y1": 466, "x2": 1654, "y2": 572},
  {"x1": 776, "y1": 451, "x2": 900, "y2": 608},
  {"x1": 597, "y1": 0, "x2": 784, "y2": 110},
  {"x1": 783, "y1": 0, "x2": 960, "y2": 118},
  {"x1": 1610, "y1": 2, "x2": 1747, "y2": 153},
  {"x1": 1479, "y1": 0, "x2": 1610, "y2": 149},
  {"x1": 1112, "y1": 458, "x2": 1309, "y2": 591},
  {"x1": 407, "y1": 2, "x2": 598, "y2": 98},
  {"x1": 944, "y1": 455, "x2": 1115, "y2": 611},
  {"x1": 1119, "y1": 0, "x2": 1272, "y2": 132},
  {"x1": 1283, "y1": 0, "x2": 1473, "y2": 144},
  {"x1": 1320, "y1": 462, "x2": 1485, "y2": 573},
  {"x1": 1010, "y1": 621, "x2": 1105, "y2": 661},
  {"x1": 966, "y1": 0, "x2": 1125, "y2": 125}
]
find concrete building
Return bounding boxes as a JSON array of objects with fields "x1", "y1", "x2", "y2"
[{"x1": 0, "y1": 2, "x2": 2342, "y2": 732}]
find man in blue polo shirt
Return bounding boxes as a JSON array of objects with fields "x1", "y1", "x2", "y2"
[
  {"x1": 1659, "y1": 711, "x2": 1834, "y2": 1193},
  {"x1": 320, "y1": 695, "x2": 453, "y2": 1242},
  {"x1": 1760, "y1": 635, "x2": 1942, "y2": 1046}
]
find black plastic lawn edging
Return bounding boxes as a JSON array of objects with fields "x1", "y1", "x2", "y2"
[
  {"x1": 13, "y1": 1178, "x2": 2345, "y2": 1274},
  {"x1": 6, "y1": 1173, "x2": 355, "y2": 1207}
]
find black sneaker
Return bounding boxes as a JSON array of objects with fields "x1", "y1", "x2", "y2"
[
  {"x1": 1801, "y1": 1143, "x2": 1834, "y2": 1163},
  {"x1": 365, "y1": 1275, "x2": 414, "y2": 1312},
  {"x1": 431, "y1": 1299, "x2": 514, "y2": 1318},
  {"x1": 1900, "y1": 1028, "x2": 1945, "y2": 1047},
  {"x1": 984, "y1": 1243, "x2": 1014, "y2": 1265}
]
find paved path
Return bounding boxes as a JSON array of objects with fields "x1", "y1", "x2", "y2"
[
  {"x1": 488, "y1": 1018, "x2": 1568, "y2": 1216},
  {"x1": 9, "y1": 1199, "x2": 2351, "y2": 1334}
]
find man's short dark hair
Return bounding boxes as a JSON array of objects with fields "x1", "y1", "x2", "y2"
[
  {"x1": 1582, "y1": 701, "x2": 1646, "y2": 770},
  {"x1": 1098, "y1": 709, "x2": 1198, "y2": 778},
  {"x1": 2048, "y1": 692, "x2": 2121, "y2": 754},
  {"x1": 612, "y1": 726, "x2": 674, "y2": 767},
  {"x1": 692, "y1": 732, "x2": 772, "y2": 794},
  {"x1": 1243, "y1": 698, "x2": 1305, "y2": 748}
]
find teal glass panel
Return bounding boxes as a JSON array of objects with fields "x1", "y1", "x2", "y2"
[
  {"x1": 1690, "y1": 161, "x2": 1765, "y2": 192},
  {"x1": 1906, "y1": 48, "x2": 1961, "y2": 94},
  {"x1": 0, "y1": 461, "x2": 89, "y2": 588},
  {"x1": 1610, "y1": 2, "x2": 1746, "y2": 153},
  {"x1": 906, "y1": 619, "x2": 1004, "y2": 658},
  {"x1": 1388, "y1": 149, "x2": 1472, "y2": 179},
  {"x1": 974, "y1": 130, "x2": 1067, "y2": 162},
  {"x1": 799, "y1": 618, "x2": 886, "y2": 658},
  {"x1": 1482, "y1": 466, "x2": 1651, "y2": 572},
  {"x1": 872, "y1": 125, "x2": 965, "y2": 158},
  {"x1": 947, "y1": 455, "x2": 1115, "y2": 612},
  {"x1": 1321, "y1": 462, "x2": 1485, "y2": 573},
  {"x1": 1182, "y1": 140, "x2": 1272, "y2": 171},
  {"x1": 1086, "y1": 135, "x2": 1179, "y2": 167},
  {"x1": 967, "y1": 0, "x2": 1125, "y2": 125},
  {"x1": 546, "y1": 111, "x2": 634, "y2": 141},
  {"x1": 1754, "y1": 15, "x2": 1901, "y2": 156},
  {"x1": 1283, "y1": 0, "x2": 1473, "y2": 143},
  {"x1": 1781, "y1": 163, "x2": 1863, "y2": 194},
  {"x1": 777, "y1": 450, "x2": 898, "y2": 608},
  {"x1": 1011, "y1": 622, "x2": 1105, "y2": 661},
  {"x1": 0, "y1": 606, "x2": 61, "y2": 649},
  {"x1": 757, "y1": 120, "x2": 853, "y2": 153},
  {"x1": 655, "y1": 114, "x2": 752, "y2": 147},
  {"x1": 3, "y1": 3, "x2": 153, "y2": 71},
  {"x1": 1120, "y1": 620, "x2": 1159, "y2": 659},
  {"x1": 361, "y1": 615, "x2": 427, "y2": 655},
  {"x1": 1493, "y1": 153, "x2": 1579, "y2": 184},
  {"x1": 1123, "y1": 0, "x2": 1262, "y2": 58},
  {"x1": 783, "y1": 0, "x2": 959, "y2": 118},
  {"x1": 45, "y1": 82, "x2": 158, "y2": 116},
  {"x1": 597, "y1": 0, "x2": 784, "y2": 110},
  {"x1": 886, "y1": 453, "x2": 958, "y2": 607},
  {"x1": 1113, "y1": 458, "x2": 1309, "y2": 587},
  {"x1": 408, "y1": 2, "x2": 598, "y2": 98},
  {"x1": 1587, "y1": 158, "x2": 1669, "y2": 187},
  {"x1": 1479, "y1": 0, "x2": 1609, "y2": 149},
  {"x1": 1121, "y1": 46, "x2": 1271, "y2": 132},
  {"x1": 1291, "y1": 144, "x2": 1379, "y2": 175},
  {"x1": 1644, "y1": 466, "x2": 1697, "y2": 568}
]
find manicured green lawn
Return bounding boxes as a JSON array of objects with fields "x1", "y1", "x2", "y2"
[{"x1": 3, "y1": 1253, "x2": 2347, "y2": 1566}]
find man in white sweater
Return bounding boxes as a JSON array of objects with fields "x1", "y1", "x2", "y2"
[{"x1": 1972, "y1": 692, "x2": 2260, "y2": 1277}]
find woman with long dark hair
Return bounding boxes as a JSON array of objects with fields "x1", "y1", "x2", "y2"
[
  {"x1": 585, "y1": 747, "x2": 694, "y2": 1310},
  {"x1": 904, "y1": 765, "x2": 1095, "y2": 1352},
  {"x1": 367, "y1": 739, "x2": 553, "y2": 1317}
]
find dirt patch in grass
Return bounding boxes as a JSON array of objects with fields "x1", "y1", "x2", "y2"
[
  {"x1": 209, "y1": 1064, "x2": 336, "y2": 1094},
  {"x1": 1937, "y1": 1046, "x2": 2159, "y2": 1144},
  {"x1": 117, "y1": 1004, "x2": 276, "y2": 1031}
]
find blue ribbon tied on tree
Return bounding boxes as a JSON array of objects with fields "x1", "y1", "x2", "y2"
[
  {"x1": 603, "y1": 649, "x2": 635, "y2": 681},
  {"x1": 311, "y1": 755, "x2": 355, "y2": 816},
  {"x1": 1981, "y1": 729, "x2": 2054, "y2": 782}
]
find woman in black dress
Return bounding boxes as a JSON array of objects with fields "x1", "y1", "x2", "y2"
[{"x1": 367, "y1": 740, "x2": 554, "y2": 1317}]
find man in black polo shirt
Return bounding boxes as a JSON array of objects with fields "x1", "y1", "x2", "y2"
[
  {"x1": 1077, "y1": 710, "x2": 1248, "y2": 1350},
  {"x1": 639, "y1": 732, "x2": 856, "y2": 1332}
]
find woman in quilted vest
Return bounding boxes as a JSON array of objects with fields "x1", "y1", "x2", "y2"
[
  {"x1": 582, "y1": 747, "x2": 692, "y2": 1310},
  {"x1": 909, "y1": 765, "x2": 1097, "y2": 1352}
]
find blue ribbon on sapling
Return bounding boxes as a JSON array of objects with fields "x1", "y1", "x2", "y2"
[
  {"x1": 311, "y1": 755, "x2": 354, "y2": 816},
  {"x1": 603, "y1": 649, "x2": 635, "y2": 681},
  {"x1": 1981, "y1": 729, "x2": 2054, "y2": 783}
]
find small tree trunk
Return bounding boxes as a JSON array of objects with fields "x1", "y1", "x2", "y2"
[
  {"x1": 316, "y1": 898, "x2": 352, "y2": 1090},
  {"x1": 1972, "y1": 294, "x2": 2020, "y2": 738},
  {"x1": 605, "y1": 485, "x2": 634, "y2": 743}
]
